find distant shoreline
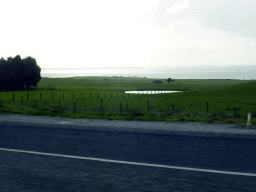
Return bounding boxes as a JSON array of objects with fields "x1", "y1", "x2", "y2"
[
  {"x1": 40, "y1": 66, "x2": 256, "y2": 80},
  {"x1": 41, "y1": 76, "x2": 252, "y2": 81}
]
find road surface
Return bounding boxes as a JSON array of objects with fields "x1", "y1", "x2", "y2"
[{"x1": 0, "y1": 115, "x2": 256, "y2": 191}]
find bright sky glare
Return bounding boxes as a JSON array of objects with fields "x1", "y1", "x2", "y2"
[{"x1": 1, "y1": 0, "x2": 256, "y2": 69}]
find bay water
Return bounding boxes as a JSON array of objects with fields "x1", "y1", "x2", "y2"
[{"x1": 41, "y1": 65, "x2": 256, "y2": 79}]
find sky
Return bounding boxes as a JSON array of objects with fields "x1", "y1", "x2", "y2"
[{"x1": 0, "y1": 0, "x2": 256, "y2": 69}]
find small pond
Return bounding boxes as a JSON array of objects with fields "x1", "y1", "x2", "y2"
[{"x1": 124, "y1": 90, "x2": 181, "y2": 94}]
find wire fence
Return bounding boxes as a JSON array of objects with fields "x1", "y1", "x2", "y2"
[{"x1": 0, "y1": 91, "x2": 248, "y2": 119}]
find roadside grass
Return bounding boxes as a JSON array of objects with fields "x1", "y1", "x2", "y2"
[
  {"x1": 0, "y1": 102, "x2": 251, "y2": 126},
  {"x1": 0, "y1": 76, "x2": 255, "y2": 125}
]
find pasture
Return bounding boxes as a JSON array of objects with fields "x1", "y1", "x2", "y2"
[{"x1": 0, "y1": 76, "x2": 255, "y2": 124}]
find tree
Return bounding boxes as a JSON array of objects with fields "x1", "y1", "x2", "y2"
[
  {"x1": 0, "y1": 57, "x2": 8, "y2": 90},
  {"x1": 0, "y1": 55, "x2": 41, "y2": 90},
  {"x1": 10, "y1": 55, "x2": 27, "y2": 90},
  {"x1": 167, "y1": 78, "x2": 175, "y2": 89},
  {"x1": 23, "y1": 56, "x2": 41, "y2": 89}
]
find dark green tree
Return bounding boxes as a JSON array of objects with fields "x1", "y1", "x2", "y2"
[
  {"x1": 10, "y1": 55, "x2": 27, "y2": 90},
  {"x1": 0, "y1": 57, "x2": 8, "y2": 90},
  {"x1": 23, "y1": 56, "x2": 41, "y2": 89},
  {"x1": 0, "y1": 55, "x2": 41, "y2": 90}
]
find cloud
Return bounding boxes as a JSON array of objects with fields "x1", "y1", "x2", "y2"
[
  {"x1": 153, "y1": 0, "x2": 196, "y2": 28},
  {"x1": 154, "y1": 0, "x2": 256, "y2": 38},
  {"x1": 193, "y1": 0, "x2": 256, "y2": 38},
  {"x1": 165, "y1": 0, "x2": 190, "y2": 14},
  {"x1": 1, "y1": 0, "x2": 256, "y2": 68}
]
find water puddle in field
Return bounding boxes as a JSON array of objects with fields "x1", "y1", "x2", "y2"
[{"x1": 124, "y1": 90, "x2": 181, "y2": 94}]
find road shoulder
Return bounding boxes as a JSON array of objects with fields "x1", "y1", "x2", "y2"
[{"x1": 0, "y1": 114, "x2": 256, "y2": 136}]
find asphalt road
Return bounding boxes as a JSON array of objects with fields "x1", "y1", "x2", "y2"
[{"x1": 0, "y1": 115, "x2": 256, "y2": 191}]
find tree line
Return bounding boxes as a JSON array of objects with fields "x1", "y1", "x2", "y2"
[{"x1": 0, "y1": 55, "x2": 41, "y2": 90}]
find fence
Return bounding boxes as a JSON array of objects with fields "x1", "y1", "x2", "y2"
[{"x1": 0, "y1": 92, "x2": 247, "y2": 118}]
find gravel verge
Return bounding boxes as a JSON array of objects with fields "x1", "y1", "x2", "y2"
[{"x1": 0, "y1": 114, "x2": 256, "y2": 136}]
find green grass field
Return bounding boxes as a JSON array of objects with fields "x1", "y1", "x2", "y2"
[{"x1": 0, "y1": 76, "x2": 255, "y2": 125}]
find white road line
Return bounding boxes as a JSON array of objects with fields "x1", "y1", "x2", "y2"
[
  {"x1": 0, "y1": 147, "x2": 255, "y2": 177},
  {"x1": 57, "y1": 122, "x2": 74, "y2": 124}
]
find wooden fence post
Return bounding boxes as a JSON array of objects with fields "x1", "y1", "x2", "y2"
[
  {"x1": 35, "y1": 101, "x2": 38, "y2": 108},
  {"x1": 13, "y1": 93, "x2": 15, "y2": 101},
  {"x1": 234, "y1": 107, "x2": 237, "y2": 119},
  {"x1": 74, "y1": 102, "x2": 76, "y2": 113},
  {"x1": 120, "y1": 103, "x2": 122, "y2": 114},
  {"x1": 206, "y1": 102, "x2": 209, "y2": 113},
  {"x1": 172, "y1": 104, "x2": 175, "y2": 116}
]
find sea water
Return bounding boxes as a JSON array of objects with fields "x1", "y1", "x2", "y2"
[{"x1": 41, "y1": 65, "x2": 256, "y2": 79}]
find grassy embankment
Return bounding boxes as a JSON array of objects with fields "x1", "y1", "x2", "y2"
[{"x1": 0, "y1": 76, "x2": 255, "y2": 125}]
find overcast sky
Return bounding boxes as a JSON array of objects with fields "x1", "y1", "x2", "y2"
[{"x1": 1, "y1": 0, "x2": 256, "y2": 69}]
